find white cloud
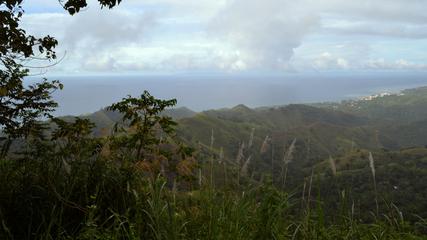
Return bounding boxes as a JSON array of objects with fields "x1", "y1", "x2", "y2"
[
  {"x1": 337, "y1": 58, "x2": 349, "y2": 69},
  {"x1": 22, "y1": 6, "x2": 157, "y2": 73},
  {"x1": 319, "y1": 0, "x2": 427, "y2": 24},
  {"x1": 365, "y1": 58, "x2": 427, "y2": 70},
  {"x1": 322, "y1": 20, "x2": 427, "y2": 39},
  {"x1": 206, "y1": 0, "x2": 427, "y2": 72},
  {"x1": 19, "y1": 0, "x2": 427, "y2": 73},
  {"x1": 209, "y1": 0, "x2": 319, "y2": 70},
  {"x1": 310, "y1": 52, "x2": 350, "y2": 70},
  {"x1": 63, "y1": 11, "x2": 156, "y2": 49}
]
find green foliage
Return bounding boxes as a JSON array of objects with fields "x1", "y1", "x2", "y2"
[
  {"x1": 314, "y1": 148, "x2": 427, "y2": 222},
  {"x1": 0, "y1": 59, "x2": 62, "y2": 154},
  {"x1": 0, "y1": 0, "x2": 124, "y2": 153},
  {"x1": 0, "y1": 91, "x2": 194, "y2": 239},
  {"x1": 108, "y1": 91, "x2": 178, "y2": 160},
  {"x1": 62, "y1": 0, "x2": 123, "y2": 15},
  {"x1": 0, "y1": 0, "x2": 58, "y2": 60},
  {"x1": 316, "y1": 86, "x2": 427, "y2": 124},
  {"x1": 52, "y1": 117, "x2": 95, "y2": 141}
]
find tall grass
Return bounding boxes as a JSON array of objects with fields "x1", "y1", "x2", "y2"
[
  {"x1": 281, "y1": 138, "x2": 297, "y2": 189},
  {"x1": 1, "y1": 110, "x2": 426, "y2": 239},
  {"x1": 369, "y1": 152, "x2": 379, "y2": 216},
  {"x1": 1, "y1": 151, "x2": 426, "y2": 239}
]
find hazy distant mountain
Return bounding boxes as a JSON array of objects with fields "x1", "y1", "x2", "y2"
[
  {"x1": 314, "y1": 86, "x2": 427, "y2": 124},
  {"x1": 162, "y1": 107, "x2": 197, "y2": 120},
  {"x1": 60, "y1": 106, "x2": 197, "y2": 136}
]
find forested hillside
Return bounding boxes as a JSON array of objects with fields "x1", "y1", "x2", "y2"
[
  {"x1": 315, "y1": 86, "x2": 427, "y2": 123},
  {"x1": 60, "y1": 86, "x2": 427, "y2": 223},
  {"x1": 74, "y1": 86, "x2": 427, "y2": 186}
]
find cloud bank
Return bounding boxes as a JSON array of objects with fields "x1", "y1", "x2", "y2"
[{"x1": 21, "y1": 0, "x2": 427, "y2": 74}]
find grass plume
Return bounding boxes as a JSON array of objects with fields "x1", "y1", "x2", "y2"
[
  {"x1": 281, "y1": 138, "x2": 297, "y2": 188},
  {"x1": 369, "y1": 152, "x2": 379, "y2": 216}
]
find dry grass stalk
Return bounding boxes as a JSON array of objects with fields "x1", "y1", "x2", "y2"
[
  {"x1": 329, "y1": 156, "x2": 337, "y2": 176},
  {"x1": 236, "y1": 142, "x2": 245, "y2": 165},
  {"x1": 198, "y1": 168, "x2": 202, "y2": 188},
  {"x1": 301, "y1": 179, "x2": 307, "y2": 210},
  {"x1": 240, "y1": 155, "x2": 252, "y2": 177},
  {"x1": 307, "y1": 168, "x2": 314, "y2": 212},
  {"x1": 217, "y1": 146, "x2": 227, "y2": 186},
  {"x1": 210, "y1": 128, "x2": 215, "y2": 149},
  {"x1": 248, "y1": 128, "x2": 255, "y2": 148},
  {"x1": 369, "y1": 152, "x2": 379, "y2": 215},
  {"x1": 369, "y1": 152, "x2": 375, "y2": 179},
  {"x1": 235, "y1": 141, "x2": 246, "y2": 186},
  {"x1": 260, "y1": 135, "x2": 271, "y2": 154},
  {"x1": 281, "y1": 138, "x2": 297, "y2": 188},
  {"x1": 283, "y1": 138, "x2": 297, "y2": 164}
]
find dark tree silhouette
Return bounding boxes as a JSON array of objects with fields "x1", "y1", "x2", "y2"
[
  {"x1": 61, "y1": 0, "x2": 123, "y2": 14},
  {"x1": 0, "y1": 0, "x2": 124, "y2": 151}
]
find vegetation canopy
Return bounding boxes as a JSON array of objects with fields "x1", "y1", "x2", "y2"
[
  {"x1": 0, "y1": 0, "x2": 125, "y2": 146},
  {"x1": 0, "y1": 0, "x2": 426, "y2": 239}
]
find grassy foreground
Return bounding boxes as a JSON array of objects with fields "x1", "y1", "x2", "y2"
[{"x1": 1, "y1": 153, "x2": 426, "y2": 239}]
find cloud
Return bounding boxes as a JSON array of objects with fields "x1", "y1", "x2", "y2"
[
  {"x1": 20, "y1": 0, "x2": 427, "y2": 73},
  {"x1": 63, "y1": 10, "x2": 156, "y2": 50},
  {"x1": 22, "y1": 5, "x2": 157, "y2": 73},
  {"x1": 316, "y1": 0, "x2": 427, "y2": 39},
  {"x1": 319, "y1": 0, "x2": 427, "y2": 24},
  {"x1": 322, "y1": 20, "x2": 427, "y2": 39},
  {"x1": 207, "y1": 0, "x2": 427, "y2": 71},
  {"x1": 310, "y1": 52, "x2": 349, "y2": 70},
  {"x1": 209, "y1": 0, "x2": 319, "y2": 70},
  {"x1": 365, "y1": 58, "x2": 427, "y2": 70}
]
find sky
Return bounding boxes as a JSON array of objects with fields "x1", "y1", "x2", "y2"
[{"x1": 21, "y1": 0, "x2": 427, "y2": 75}]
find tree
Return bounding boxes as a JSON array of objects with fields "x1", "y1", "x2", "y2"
[
  {"x1": 60, "y1": 0, "x2": 123, "y2": 15},
  {"x1": 0, "y1": 0, "x2": 124, "y2": 152},
  {"x1": 108, "y1": 91, "x2": 177, "y2": 160}
]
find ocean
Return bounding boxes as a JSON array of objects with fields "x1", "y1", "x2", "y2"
[{"x1": 28, "y1": 72, "x2": 427, "y2": 116}]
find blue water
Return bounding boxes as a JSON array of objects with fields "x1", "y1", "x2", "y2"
[{"x1": 28, "y1": 72, "x2": 427, "y2": 116}]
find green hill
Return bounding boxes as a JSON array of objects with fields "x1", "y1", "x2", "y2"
[
  {"x1": 71, "y1": 86, "x2": 427, "y2": 179},
  {"x1": 60, "y1": 106, "x2": 197, "y2": 136},
  {"x1": 58, "y1": 85, "x2": 427, "y2": 191},
  {"x1": 315, "y1": 86, "x2": 427, "y2": 124},
  {"x1": 177, "y1": 104, "x2": 379, "y2": 176}
]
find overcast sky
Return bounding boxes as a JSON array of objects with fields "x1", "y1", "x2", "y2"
[{"x1": 22, "y1": 0, "x2": 427, "y2": 75}]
